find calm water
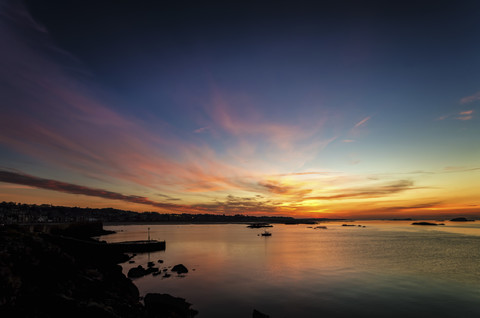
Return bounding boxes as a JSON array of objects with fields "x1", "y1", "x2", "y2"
[{"x1": 100, "y1": 221, "x2": 480, "y2": 317}]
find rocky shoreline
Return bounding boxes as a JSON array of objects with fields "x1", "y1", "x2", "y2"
[{"x1": 0, "y1": 225, "x2": 197, "y2": 317}]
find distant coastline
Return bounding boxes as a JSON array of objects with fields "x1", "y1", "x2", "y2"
[{"x1": 0, "y1": 201, "x2": 344, "y2": 225}]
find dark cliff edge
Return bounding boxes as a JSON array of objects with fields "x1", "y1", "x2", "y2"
[{"x1": 0, "y1": 225, "x2": 196, "y2": 318}]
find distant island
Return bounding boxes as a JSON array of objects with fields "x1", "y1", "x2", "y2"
[
  {"x1": 450, "y1": 217, "x2": 475, "y2": 222},
  {"x1": 412, "y1": 222, "x2": 443, "y2": 226}
]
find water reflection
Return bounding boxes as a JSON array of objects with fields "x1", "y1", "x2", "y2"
[{"x1": 101, "y1": 222, "x2": 480, "y2": 317}]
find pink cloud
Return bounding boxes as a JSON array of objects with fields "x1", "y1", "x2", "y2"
[
  {"x1": 205, "y1": 88, "x2": 328, "y2": 151},
  {"x1": 193, "y1": 126, "x2": 210, "y2": 133},
  {"x1": 460, "y1": 92, "x2": 480, "y2": 104},
  {"x1": 456, "y1": 109, "x2": 474, "y2": 120},
  {"x1": 435, "y1": 115, "x2": 449, "y2": 121},
  {"x1": 1, "y1": 4, "x2": 267, "y2": 195},
  {"x1": 436, "y1": 110, "x2": 474, "y2": 121}
]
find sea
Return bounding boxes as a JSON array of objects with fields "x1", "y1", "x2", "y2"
[{"x1": 99, "y1": 221, "x2": 480, "y2": 317}]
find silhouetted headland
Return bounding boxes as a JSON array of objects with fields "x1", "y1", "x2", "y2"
[{"x1": 0, "y1": 224, "x2": 196, "y2": 317}]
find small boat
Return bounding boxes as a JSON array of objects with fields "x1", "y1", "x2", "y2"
[{"x1": 261, "y1": 230, "x2": 272, "y2": 236}]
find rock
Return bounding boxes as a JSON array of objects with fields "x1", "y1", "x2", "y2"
[
  {"x1": 171, "y1": 264, "x2": 188, "y2": 274},
  {"x1": 144, "y1": 293, "x2": 197, "y2": 317},
  {"x1": 412, "y1": 222, "x2": 438, "y2": 226},
  {"x1": 157, "y1": 259, "x2": 164, "y2": 263},
  {"x1": 450, "y1": 217, "x2": 474, "y2": 222},
  {"x1": 147, "y1": 261, "x2": 155, "y2": 267},
  {"x1": 163, "y1": 273, "x2": 171, "y2": 278},
  {"x1": 128, "y1": 265, "x2": 147, "y2": 278},
  {"x1": 127, "y1": 265, "x2": 158, "y2": 277},
  {"x1": 128, "y1": 260, "x2": 135, "y2": 264},
  {"x1": 253, "y1": 309, "x2": 270, "y2": 317}
]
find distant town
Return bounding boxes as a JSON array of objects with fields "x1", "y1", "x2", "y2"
[{"x1": 0, "y1": 201, "x2": 325, "y2": 225}]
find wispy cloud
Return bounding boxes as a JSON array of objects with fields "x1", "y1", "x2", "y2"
[
  {"x1": 436, "y1": 110, "x2": 474, "y2": 121},
  {"x1": 259, "y1": 180, "x2": 313, "y2": 197},
  {"x1": 443, "y1": 166, "x2": 480, "y2": 173},
  {"x1": 0, "y1": 3, "x2": 265, "y2": 195},
  {"x1": 305, "y1": 180, "x2": 418, "y2": 200},
  {"x1": 456, "y1": 109, "x2": 474, "y2": 120},
  {"x1": 193, "y1": 126, "x2": 210, "y2": 134},
  {"x1": 460, "y1": 91, "x2": 480, "y2": 104},
  {"x1": 353, "y1": 116, "x2": 370, "y2": 129},
  {"x1": 192, "y1": 194, "x2": 281, "y2": 215},
  {"x1": 205, "y1": 88, "x2": 329, "y2": 151},
  {"x1": 435, "y1": 115, "x2": 449, "y2": 121}
]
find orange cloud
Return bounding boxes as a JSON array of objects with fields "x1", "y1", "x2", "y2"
[
  {"x1": 259, "y1": 180, "x2": 312, "y2": 197},
  {"x1": 305, "y1": 180, "x2": 418, "y2": 200}
]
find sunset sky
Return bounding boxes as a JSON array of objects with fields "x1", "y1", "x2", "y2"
[{"x1": 1, "y1": 0, "x2": 479, "y2": 218}]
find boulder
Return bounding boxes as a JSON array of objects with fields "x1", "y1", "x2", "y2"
[
  {"x1": 128, "y1": 265, "x2": 159, "y2": 277},
  {"x1": 171, "y1": 264, "x2": 188, "y2": 274},
  {"x1": 128, "y1": 265, "x2": 147, "y2": 278}
]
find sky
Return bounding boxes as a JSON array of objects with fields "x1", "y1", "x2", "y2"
[{"x1": 0, "y1": 0, "x2": 479, "y2": 218}]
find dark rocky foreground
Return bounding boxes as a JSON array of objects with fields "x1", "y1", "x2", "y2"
[{"x1": 0, "y1": 225, "x2": 197, "y2": 318}]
